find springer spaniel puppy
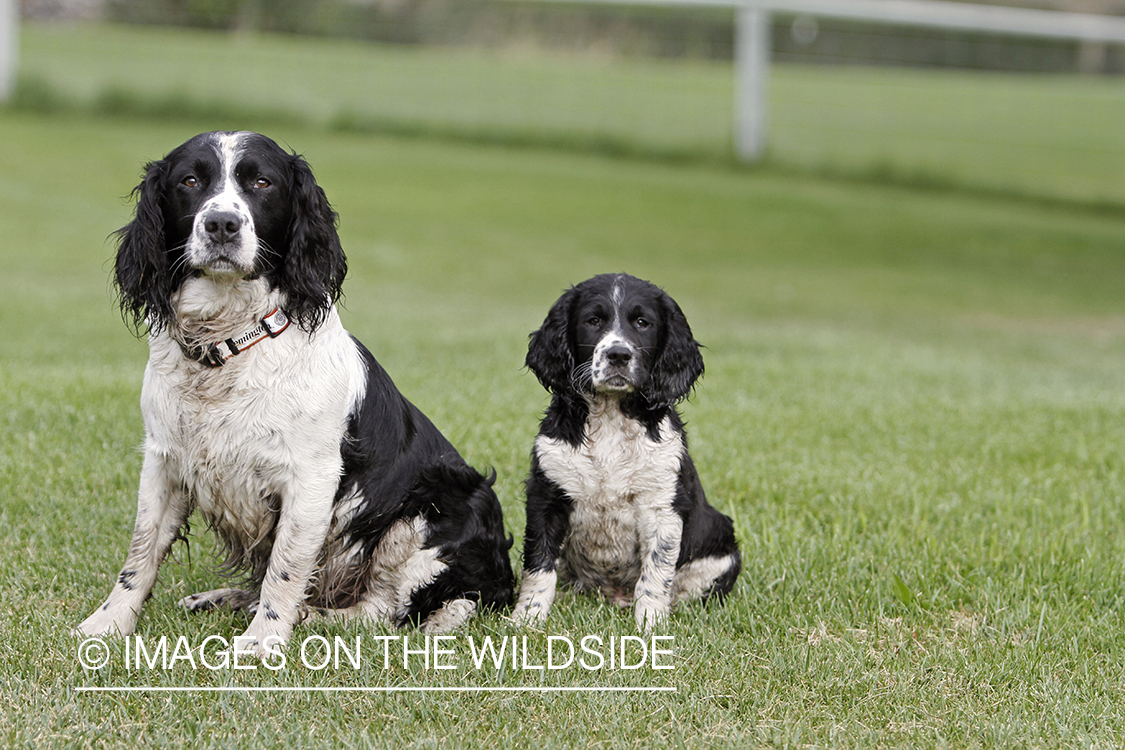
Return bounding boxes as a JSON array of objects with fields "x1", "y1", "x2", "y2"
[
  {"x1": 513, "y1": 273, "x2": 740, "y2": 631},
  {"x1": 74, "y1": 131, "x2": 514, "y2": 656}
]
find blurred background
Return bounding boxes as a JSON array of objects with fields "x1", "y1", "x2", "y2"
[
  {"x1": 8, "y1": 0, "x2": 1125, "y2": 205},
  {"x1": 6, "y1": 5, "x2": 1125, "y2": 743}
]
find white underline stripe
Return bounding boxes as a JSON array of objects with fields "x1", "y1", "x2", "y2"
[{"x1": 76, "y1": 686, "x2": 676, "y2": 693}]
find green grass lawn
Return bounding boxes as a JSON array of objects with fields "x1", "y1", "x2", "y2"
[
  {"x1": 15, "y1": 21, "x2": 1125, "y2": 206},
  {"x1": 3, "y1": 93, "x2": 1125, "y2": 746}
]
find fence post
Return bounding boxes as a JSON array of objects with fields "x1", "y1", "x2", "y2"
[
  {"x1": 0, "y1": 0, "x2": 15, "y2": 103},
  {"x1": 733, "y1": 6, "x2": 770, "y2": 162}
]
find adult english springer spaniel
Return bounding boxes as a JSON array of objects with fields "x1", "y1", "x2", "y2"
[
  {"x1": 74, "y1": 131, "x2": 513, "y2": 657},
  {"x1": 513, "y1": 273, "x2": 740, "y2": 631}
]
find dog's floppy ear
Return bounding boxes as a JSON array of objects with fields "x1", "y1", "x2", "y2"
[
  {"x1": 644, "y1": 291, "x2": 704, "y2": 407},
  {"x1": 281, "y1": 153, "x2": 347, "y2": 332},
  {"x1": 114, "y1": 158, "x2": 174, "y2": 334},
  {"x1": 526, "y1": 286, "x2": 578, "y2": 394}
]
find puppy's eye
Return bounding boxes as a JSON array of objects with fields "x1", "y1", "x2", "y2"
[
  {"x1": 254, "y1": 177, "x2": 271, "y2": 189},
  {"x1": 634, "y1": 317, "x2": 651, "y2": 330},
  {"x1": 586, "y1": 316, "x2": 603, "y2": 329},
  {"x1": 182, "y1": 176, "x2": 199, "y2": 188}
]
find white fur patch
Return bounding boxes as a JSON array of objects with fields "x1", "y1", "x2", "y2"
[
  {"x1": 589, "y1": 283, "x2": 639, "y2": 392},
  {"x1": 395, "y1": 546, "x2": 447, "y2": 616},
  {"x1": 590, "y1": 330, "x2": 638, "y2": 392}
]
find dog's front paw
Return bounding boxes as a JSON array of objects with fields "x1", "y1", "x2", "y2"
[
  {"x1": 227, "y1": 631, "x2": 287, "y2": 663},
  {"x1": 634, "y1": 600, "x2": 669, "y2": 632},
  {"x1": 73, "y1": 604, "x2": 137, "y2": 638},
  {"x1": 232, "y1": 609, "x2": 295, "y2": 662}
]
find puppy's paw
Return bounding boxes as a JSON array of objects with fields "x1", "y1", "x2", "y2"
[
  {"x1": 512, "y1": 569, "x2": 557, "y2": 625},
  {"x1": 511, "y1": 600, "x2": 550, "y2": 625}
]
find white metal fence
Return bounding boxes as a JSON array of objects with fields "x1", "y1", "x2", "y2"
[
  {"x1": 0, "y1": 0, "x2": 15, "y2": 102},
  {"x1": 529, "y1": 0, "x2": 1125, "y2": 159},
  {"x1": 741, "y1": 0, "x2": 1125, "y2": 159}
]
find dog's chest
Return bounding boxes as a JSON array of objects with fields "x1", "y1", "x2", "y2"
[
  {"x1": 141, "y1": 336, "x2": 352, "y2": 543},
  {"x1": 168, "y1": 372, "x2": 291, "y2": 533},
  {"x1": 535, "y1": 405, "x2": 683, "y2": 582}
]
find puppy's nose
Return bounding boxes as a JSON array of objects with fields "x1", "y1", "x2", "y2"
[
  {"x1": 203, "y1": 211, "x2": 242, "y2": 244},
  {"x1": 605, "y1": 345, "x2": 633, "y2": 366}
]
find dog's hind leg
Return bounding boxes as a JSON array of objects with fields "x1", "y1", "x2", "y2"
[
  {"x1": 306, "y1": 572, "x2": 403, "y2": 628},
  {"x1": 421, "y1": 598, "x2": 477, "y2": 634},
  {"x1": 671, "y1": 552, "x2": 741, "y2": 605},
  {"x1": 178, "y1": 588, "x2": 259, "y2": 613},
  {"x1": 304, "y1": 516, "x2": 436, "y2": 630}
]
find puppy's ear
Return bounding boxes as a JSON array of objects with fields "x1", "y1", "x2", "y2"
[
  {"x1": 526, "y1": 287, "x2": 578, "y2": 394},
  {"x1": 645, "y1": 292, "x2": 704, "y2": 407},
  {"x1": 114, "y1": 158, "x2": 174, "y2": 334},
  {"x1": 281, "y1": 154, "x2": 347, "y2": 332}
]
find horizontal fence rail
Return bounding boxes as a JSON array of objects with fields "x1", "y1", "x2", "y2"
[
  {"x1": 536, "y1": 0, "x2": 1125, "y2": 42},
  {"x1": 740, "y1": 0, "x2": 1125, "y2": 43},
  {"x1": 522, "y1": 0, "x2": 1125, "y2": 159}
]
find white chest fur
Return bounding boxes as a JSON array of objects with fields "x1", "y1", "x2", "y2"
[
  {"x1": 140, "y1": 280, "x2": 364, "y2": 547},
  {"x1": 534, "y1": 400, "x2": 683, "y2": 590}
]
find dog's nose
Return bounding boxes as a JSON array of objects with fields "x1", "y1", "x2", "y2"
[
  {"x1": 605, "y1": 345, "x2": 633, "y2": 367},
  {"x1": 203, "y1": 211, "x2": 242, "y2": 244}
]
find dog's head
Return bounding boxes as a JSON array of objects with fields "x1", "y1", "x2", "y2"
[
  {"x1": 114, "y1": 131, "x2": 346, "y2": 333},
  {"x1": 526, "y1": 273, "x2": 704, "y2": 407}
]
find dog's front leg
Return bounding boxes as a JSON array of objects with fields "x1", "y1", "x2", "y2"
[
  {"x1": 513, "y1": 463, "x2": 571, "y2": 624},
  {"x1": 633, "y1": 504, "x2": 683, "y2": 631},
  {"x1": 235, "y1": 479, "x2": 334, "y2": 659},
  {"x1": 75, "y1": 450, "x2": 189, "y2": 637}
]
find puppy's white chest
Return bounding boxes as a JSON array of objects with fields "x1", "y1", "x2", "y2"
[
  {"x1": 534, "y1": 405, "x2": 683, "y2": 587},
  {"x1": 536, "y1": 406, "x2": 682, "y2": 504}
]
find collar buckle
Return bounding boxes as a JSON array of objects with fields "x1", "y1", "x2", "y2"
[{"x1": 261, "y1": 308, "x2": 289, "y2": 338}]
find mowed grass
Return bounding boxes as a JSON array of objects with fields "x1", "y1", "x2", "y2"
[
  {"x1": 3, "y1": 106, "x2": 1125, "y2": 749},
  {"x1": 16, "y1": 21, "x2": 1125, "y2": 205}
]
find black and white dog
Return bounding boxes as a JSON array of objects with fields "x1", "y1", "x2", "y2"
[
  {"x1": 74, "y1": 131, "x2": 514, "y2": 657},
  {"x1": 513, "y1": 273, "x2": 740, "y2": 631}
]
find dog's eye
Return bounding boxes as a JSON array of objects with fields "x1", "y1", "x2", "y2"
[
  {"x1": 181, "y1": 176, "x2": 199, "y2": 188},
  {"x1": 634, "y1": 317, "x2": 651, "y2": 330},
  {"x1": 585, "y1": 316, "x2": 603, "y2": 329},
  {"x1": 254, "y1": 177, "x2": 271, "y2": 189}
]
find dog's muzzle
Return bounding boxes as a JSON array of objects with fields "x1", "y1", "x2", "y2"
[{"x1": 592, "y1": 342, "x2": 639, "y2": 392}]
